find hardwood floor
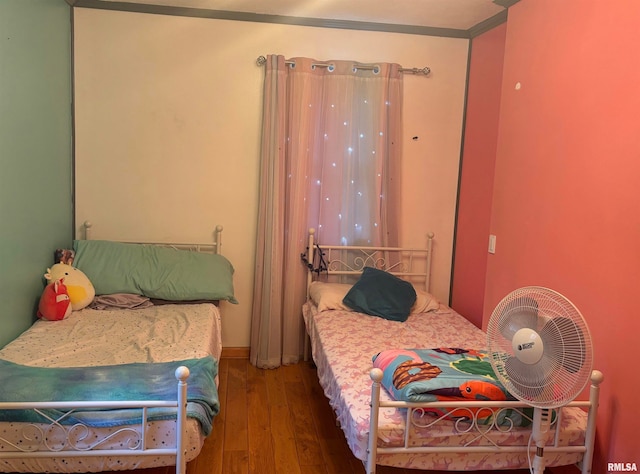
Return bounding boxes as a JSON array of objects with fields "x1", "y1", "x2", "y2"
[{"x1": 105, "y1": 358, "x2": 579, "y2": 474}]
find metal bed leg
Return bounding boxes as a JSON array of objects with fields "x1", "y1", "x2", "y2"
[
  {"x1": 366, "y1": 368, "x2": 383, "y2": 474},
  {"x1": 303, "y1": 332, "x2": 311, "y2": 361},
  {"x1": 175, "y1": 366, "x2": 190, "y2": 474},
  {"x1": 581, "y1": 370, "x2": 604, "y2": 474}
]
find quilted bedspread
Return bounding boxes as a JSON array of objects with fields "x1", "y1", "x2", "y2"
[
  {"x1": 372, "y1": 347, "x2": 536, "y2": 427},
  {"x1": 372, "y1": 348, "x2": 513, "y2": 402}
]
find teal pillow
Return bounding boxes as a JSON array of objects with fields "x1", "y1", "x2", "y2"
[
  {"x1": 73, "y1": 240, "x2": 238, "y2": 303},
  {"x1": 342, "y1": 267, "x2": 416, "y2": 322}
]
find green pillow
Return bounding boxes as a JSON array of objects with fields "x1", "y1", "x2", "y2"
[
  {"x1": 342, "y1": 267, "x2": 416, "y2": 322},
  {"x1": 73, "y1": 240, "x2": 238, "y2": 303}
]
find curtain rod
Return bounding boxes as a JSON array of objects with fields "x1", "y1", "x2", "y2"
[{"x1": 256, "y1": 55, "x2": 430, "y2": 76}]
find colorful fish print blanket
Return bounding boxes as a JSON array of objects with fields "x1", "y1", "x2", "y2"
[{"x1": 372, "y1": 348, "x2": 533, "y2": 426}]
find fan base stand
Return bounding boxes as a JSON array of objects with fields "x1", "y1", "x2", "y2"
[
  {"x1": 532, "y1": 446, "x2": 546, "y2": 474},
  {"x1": 531, "y1": 408, "x2": 551, "y2": 474}
]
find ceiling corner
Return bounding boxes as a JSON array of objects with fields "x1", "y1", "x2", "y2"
[
  {"x1": 467, "y1": 9, "x2": 507, "y2": 38},
  {"x1": 493, "y1": 0, "x2": 520, "y2": 7}
]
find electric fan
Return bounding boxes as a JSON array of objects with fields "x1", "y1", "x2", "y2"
[{"x1": 486, "y1": 286, "x2": 593, "y2": 474}]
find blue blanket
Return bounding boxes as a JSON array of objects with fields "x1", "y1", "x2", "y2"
[
  {"x1": 373, "y1": 348, "x2": 534, "y2": 426},
  {"x1": 372, "y1": 348, "x2": 512, "y2": 402},
  {"x1": 0, "y1": 356, "x2": 219, "y2": 435}
]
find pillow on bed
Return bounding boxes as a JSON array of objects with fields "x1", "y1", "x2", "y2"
[
  {"x1": 342, "y1": 267, "x2": 416, "y2": 322},
  {"x1": 73, "y1": 240, "x2": 238, "y2": 303},
  {"x1": 308, "y1": 282, "x2": 352, "y2": 311},
  {"x1": 412, "y1": 289, "x2": 440, "y2": 313}
]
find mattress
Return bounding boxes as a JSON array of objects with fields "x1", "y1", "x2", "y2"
[
  {"x1": 0, "y1": 303, "x2": 222, "y2": 473},
  {"x1": 303, "y1": 301, "x2": 588, "y2": 471}
]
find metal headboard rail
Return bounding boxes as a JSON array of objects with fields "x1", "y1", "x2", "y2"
[
  {"x1": 303, "y1": 228, "x2": 435, "y2": 294},
  {"x1": 83, "y1": 221, "x2": 223, "y2": 254}
]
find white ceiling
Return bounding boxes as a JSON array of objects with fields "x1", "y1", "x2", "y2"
[{"x1": 74, "y1": 0, "x2": 514, "y2": 37}]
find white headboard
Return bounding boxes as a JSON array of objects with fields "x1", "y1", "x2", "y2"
[
  {"x1": 82, "y1": 221, "x2": 224, "y2": 255},
  {"x1": 302, "y1": 228, "x2": 435, "y2": 293}
]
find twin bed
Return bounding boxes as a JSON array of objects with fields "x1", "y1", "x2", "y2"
[
  {"x1": 0, "y1": 223, "x2": 235, "y2": 473},
  {"x1": 0, "y1": 224, "x2": 603, "y2": 474},
  {"x1": 301, "y1": 229, "x2": 602, "y2": 473}
]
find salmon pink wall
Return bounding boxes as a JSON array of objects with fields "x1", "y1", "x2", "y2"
[
  {"x1": 485, "y1": 0, "x2": 640, "y2": 469},
  {"x1": 451, "y1": 24, "x2": 506, "y2": 328}
]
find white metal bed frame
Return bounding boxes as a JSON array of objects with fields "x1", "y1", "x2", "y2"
[
  {"x1": 303, "y1": 228, "x2": 603, "y2": 474},
  {"x1": 0, "y1": 368, "x2": 190, "y2": 473},
  {"x1": 0, "y1": 221, "x2": 225, "y2": 474}
]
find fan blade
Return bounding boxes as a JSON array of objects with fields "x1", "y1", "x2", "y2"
[
  {"x1": 498, "y1": 296, "x2": 539, "y2": 340},
  {"x1": 539, "y1": 316, "x2": 586, "y2": 374},
  {"x1": 503, "y1": 356, "x2": 552, "y2": 400}
]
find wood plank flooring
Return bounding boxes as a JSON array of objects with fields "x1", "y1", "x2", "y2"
[{"x1": 100, "y1": 358, "x2": 579, "y2": 474}]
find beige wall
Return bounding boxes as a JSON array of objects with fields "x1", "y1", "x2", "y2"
[{"x1": 74, "y1": 8, "x2": 468, "y2": 347}]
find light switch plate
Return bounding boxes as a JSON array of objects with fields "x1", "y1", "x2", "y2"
[{"x1": 488, "y1": 234, "x2": 496, "y2": 254}]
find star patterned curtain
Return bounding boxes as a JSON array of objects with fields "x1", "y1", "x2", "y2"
[{"x1": 251, "y1": 55, "x2": 403, "y2": 368}]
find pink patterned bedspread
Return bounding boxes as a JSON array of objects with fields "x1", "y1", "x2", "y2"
[{"x1": 302, "y1": 301, "x2": 588, "y2": 471}]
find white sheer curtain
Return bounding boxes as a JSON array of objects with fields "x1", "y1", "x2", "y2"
[{"x1": 250, "y1": 55, "x2": 403, "y2": 368}]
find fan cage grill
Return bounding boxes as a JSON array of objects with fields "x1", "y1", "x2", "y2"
[{"x1": 487, "y1": 287, "x2": 593, "y2": 408}]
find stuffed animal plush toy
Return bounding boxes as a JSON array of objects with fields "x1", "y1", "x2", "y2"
[
  {"x1": 37, "y1": 279, "x2": 72, "y2": 321},
  {"x1": 44, "y1": 263, "x2": 95, "y2": 311}
]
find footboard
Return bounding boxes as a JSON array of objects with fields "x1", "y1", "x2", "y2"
[
  {"x1": 0, "y1": 366, "x2": 190, "y2": 474},
  {"x1": 366, "y1": 368, "x2": 603, "y2": 474}
]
